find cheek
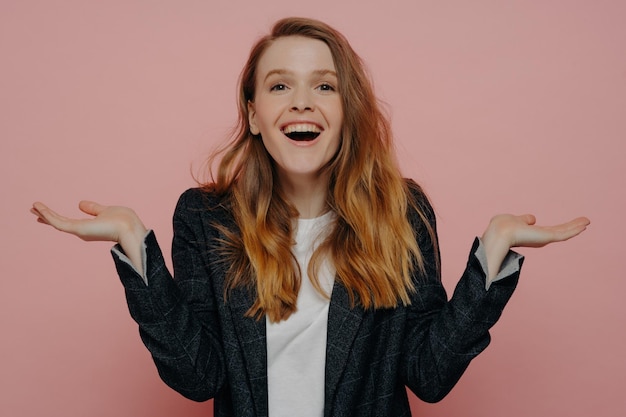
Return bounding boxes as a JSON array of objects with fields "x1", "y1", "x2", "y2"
[
  {"x1": 254, "y1": 101, "x2": 282, "y2": 132},
  {"x1": 330, "y1": 100, "x2": 344, "y2": 128},
  {"x1": 253, "y1": 113, "x2": 271, "y2": 136}
]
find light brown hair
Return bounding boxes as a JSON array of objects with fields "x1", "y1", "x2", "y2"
[{"x1": 205, "y1": 17, "x2": 438, "y2": 322}]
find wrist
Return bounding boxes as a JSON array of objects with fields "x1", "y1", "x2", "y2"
[
  {"x1": 117, "y1": 214, "x2": 148, "y2": 276},
  {"x1": 117, "y1": 210, "x2": 147, "y2": 248},
  {"x1": 481, "y1": 216, "x2": 514, "y2": 281}
]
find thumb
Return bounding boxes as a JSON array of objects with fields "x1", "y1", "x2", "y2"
[
  {"x1": 520, "y1": 214, "x2": 536, "y2": 225},
  {"x1": 78, "y1": 200, "x2": 107, "y2": 216}
]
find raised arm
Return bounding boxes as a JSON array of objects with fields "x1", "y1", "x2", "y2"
[
  {"x1": 402, "y1": 188, "x2": 590, "y2": 401},
  {"x1": 31, "y1": 201, "x2": 148, "y2": 275}
]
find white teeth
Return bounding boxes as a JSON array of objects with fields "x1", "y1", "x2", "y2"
[{"x1": 282, "y1": 123, "x2": 321, "y2": 134}]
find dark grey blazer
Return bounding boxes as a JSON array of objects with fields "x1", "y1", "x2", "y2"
[{"x1": 112, "y1": 185, "x2": 521, "y2": 417}]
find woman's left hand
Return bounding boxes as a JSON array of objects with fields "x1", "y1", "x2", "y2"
[{"x1": 481, "y1": 214, "x2": 590, "y2": 281}]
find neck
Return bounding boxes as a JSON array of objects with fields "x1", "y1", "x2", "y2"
[{"x1": 278, "y1": 171, "x2": 330, "y2": 219}]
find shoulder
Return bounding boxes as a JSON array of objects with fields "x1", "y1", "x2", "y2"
[
  {"x1": 174, "y1": 186, "x2": 234, "y2": 227},
  {"x1": 176, "y1": 186, "x2": 227, "y2": 208},
  {"x1": 404, "y1": 178, "x2": 436, "y2": 226}
]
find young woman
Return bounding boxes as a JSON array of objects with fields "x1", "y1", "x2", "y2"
[{"x1": 31, "y1": 17, "x2": 589, "y2": 417}]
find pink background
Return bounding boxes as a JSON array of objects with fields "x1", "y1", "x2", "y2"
[{"x1": 1, "y1": 1, "x2": 624, "y2": 416}]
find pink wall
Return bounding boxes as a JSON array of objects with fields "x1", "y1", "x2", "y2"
[{"x1": 1, "y1": 1, "x2": 624, "y2": 416}]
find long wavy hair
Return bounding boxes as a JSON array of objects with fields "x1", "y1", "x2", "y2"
[{"x1": 204, "y1": 17, "x2": 438, "y2": 322}]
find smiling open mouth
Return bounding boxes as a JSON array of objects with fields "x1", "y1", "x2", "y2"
[
  {"x1": 282, "y1": 123, "x2": 322, "y2": 141},
  {"x1": 285, "y1": 131, "x2": 320, "y2": 141}
]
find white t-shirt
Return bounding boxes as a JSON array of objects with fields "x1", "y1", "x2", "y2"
[{"x1": 266, "y1": 212, "x2": 335, "y2": 417}]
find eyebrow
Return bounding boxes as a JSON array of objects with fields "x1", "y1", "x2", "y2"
[{"x1": 263, "y1": 69, "x2": 338, "y2": 82}]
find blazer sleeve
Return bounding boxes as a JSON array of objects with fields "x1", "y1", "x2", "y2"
[
  {"x1": 401, "y1": 185, "x2": 523, "y2": 402},
  {"x1": 111, "y1": 188, "x2": 226, "y2": 402}
]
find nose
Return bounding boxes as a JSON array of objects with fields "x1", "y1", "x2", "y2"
[{"x1": 290, "y1": 87, "x2": 314, "y2": 112}]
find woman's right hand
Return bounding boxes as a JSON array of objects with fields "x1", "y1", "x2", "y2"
[
  {"x1": 31, "y1": 201, "x2": 146, "y2": 242},
  {"x1": 31, "y1": 201, "x2": 148, "y2": 274}
]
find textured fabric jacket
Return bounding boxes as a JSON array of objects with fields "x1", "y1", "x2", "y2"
[{"x1": 112, "y1": 185, "x2": 522, "y2": 417}]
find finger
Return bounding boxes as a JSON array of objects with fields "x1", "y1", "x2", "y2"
[
  {"x1": 78, "y1": 200, "x2": 107, "y2": 216},
  {"x1": 31, "y1": 203, "x2": 79, "y2": 234},
  {"x1": 30, "y1": 206, "x2": 50, "y2": 225},
  {"x1": 554, "y1": 217, "x2": 589, "y2": 233},
  {"x1": 557, "y1": 217, "x2": 590, "y2": 240},
  {"x1": 30, "y1": 205, "x2": 44, "y2": 218},
  {"x1": 31, "y1": 202, "x2": 59, "y2": 224},
  {"x1": 31, "y1": 206, "x2": 50, "y2": 225},
  {"x1": 32, "y1": 201, "x2": 52, "y2": 216},
  {"x1": 538, "y1": 217, "x2": 590, "y2": 243},
  {"x1": 572, "y1": 216, "x2": 591, "y2": 228}
]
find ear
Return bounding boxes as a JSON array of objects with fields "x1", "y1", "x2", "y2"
[{"x1": 248, "y1": 100, "x2": 260, "y2": 135}]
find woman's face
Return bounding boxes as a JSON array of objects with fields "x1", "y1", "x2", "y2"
[{"x1": 248, "y1": 36, "x2": 343, "y2": 185}]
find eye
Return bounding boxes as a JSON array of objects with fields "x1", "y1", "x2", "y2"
[
  {"x1": 317, "y1": 83, "x2": 335, "y2": 92},
  {"x1": 270, "y1": 83, "x2": 288, "y2": 92}
]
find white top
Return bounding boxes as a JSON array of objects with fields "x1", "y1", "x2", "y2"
[{"x1": 266, "y1": 211, "x2": 336, "y2": 417}]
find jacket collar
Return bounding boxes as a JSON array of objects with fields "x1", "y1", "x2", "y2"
[{"x1": 324, "y1": 281, "x2": 365, "y2": 417}]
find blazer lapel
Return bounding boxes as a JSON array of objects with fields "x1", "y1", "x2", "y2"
[
  {"x1": 210, "y1": 208, "x2": 268, "y2": 416},
  {"x1": 324, "y1": 281, "x2": 365, "y2": 417},
  {"x1": 228, "y1": 286, "x2": 268, "y2": 417}
]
